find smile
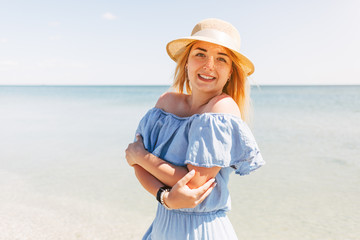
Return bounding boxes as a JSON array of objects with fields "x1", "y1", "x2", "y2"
[{"x1": 198, "y1": 74, "x2": 216, "y2": 81}]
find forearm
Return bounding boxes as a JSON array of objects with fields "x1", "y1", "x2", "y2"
[
  {"x1": 127, "y1": 135, "x2": 214, "y2": 188},
  {"x1": 126, "y1": 133, "x2": 221, "y2": 210},
  {"x1": 132, "y1": 164, "x2": 164, "y2": 197},
  {"x1": 136, "y1": 151, "x2": 189, "y2": 187}
]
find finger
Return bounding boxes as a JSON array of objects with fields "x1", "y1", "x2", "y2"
[
  {"x1": 196, "y1": 182, "x2": 216, "y2": 205},
  {"x1": 195, "y1": 178, "x2": 215, "y2": 194},
  {"x1": 135, "y1": 133, "x2": 143, "y2": 142},
  {"x1": 175, "y1": 169, "x2": 196, "y2": 187}
]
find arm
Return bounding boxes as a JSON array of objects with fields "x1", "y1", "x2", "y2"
[
  {"x1": 126, "y1": 134, "x2": 221, "y2": 189},
  {"x1": 186, "y1": 165, "x2": 221, "y2": 189},
  {"x1": 132, "y1": 164, "x2": 164, "y2": 197},
  {"x1": 131, "y1": 164, "x2": 217, "y2": 209},
  {"x1": 126, "y1": 134, "x2": 188, "y2": 187},
  {"x1": 164, "y1": 170, "x2": 217, "y2": 209}
]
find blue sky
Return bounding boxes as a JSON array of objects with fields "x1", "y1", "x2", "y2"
[{"x1": 0, "y1": 0, "x2": 359, "y2": 85}]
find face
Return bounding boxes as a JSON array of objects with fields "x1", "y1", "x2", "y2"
[{"x1": 186, "y1": 41, "x2": 233, "y2": 95}]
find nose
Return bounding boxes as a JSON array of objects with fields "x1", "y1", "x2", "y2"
[{"x1": 203, "y1": 56, "x2": 215, "y2": 71}]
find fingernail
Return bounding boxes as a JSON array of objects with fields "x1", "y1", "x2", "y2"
[
  {"x1": 189, "y1": 169, "x2": 195, "y2": 175},
  {"x1": 212, "y1": 183, "x2": 217, "y2": 187}
]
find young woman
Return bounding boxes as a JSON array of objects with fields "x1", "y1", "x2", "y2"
[{"x1": 125, "y1": 18, "x2": 265, "y2": 240}]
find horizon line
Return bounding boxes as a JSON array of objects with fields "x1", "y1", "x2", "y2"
[{"x1": 0, "y1": 84, "x2": 359, "y2": 87}]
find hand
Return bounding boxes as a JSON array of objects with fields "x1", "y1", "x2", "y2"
[
  {"x1": 164, "y1": 170, "x2": 217, "y2": 209},
  {"x1": 125, "y1": 134, "x2": 146, "y2": 167}
]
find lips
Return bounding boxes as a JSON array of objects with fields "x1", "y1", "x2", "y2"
[{"x1": 198, "y1": 74, "x2": 216, "y2": 81}]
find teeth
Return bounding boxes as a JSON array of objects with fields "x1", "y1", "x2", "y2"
[{"x1": 199, "y1": 74, "x2": 215, "y2": 80}]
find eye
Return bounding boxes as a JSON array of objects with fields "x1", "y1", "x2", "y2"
[
  {"x1": 195, "y1": 53, "x2": 206, "y2": 57},
  {"x1": 218, "y1": 57, "x2": 227, "y2": 63}
]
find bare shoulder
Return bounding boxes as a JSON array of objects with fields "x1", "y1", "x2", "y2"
[
  {"x1": 155, "y1": 92, "x2": 177, "y2": 109},
  {"x1": 155, "y1": 92, "x2": 186, "y2": 112},
  {"x1": 205, "y1": 94, "x2": 241, "y2": 117}
]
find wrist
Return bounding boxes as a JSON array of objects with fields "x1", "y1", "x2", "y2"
[
  {"x1": 161, "y1": 190, "x2": 171, "y2": 210},
  {"x1": 156, "y1": 186, "x2": 172, "y2": 210},
  {"x1": 136, "y1": 149, "x2": 148, "y2": 165},
  {"x1": 162, "y1": 191, "x2": 171, "y2": 209}
]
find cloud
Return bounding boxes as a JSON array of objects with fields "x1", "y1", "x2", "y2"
[
  {"x1": 36, "y1": 60, "x2": 87, "y2": 69},
  {"x1": 48, "y1": 21, "x2": 61, "y2": 27},
  {"x1": 0, "y1": 38, "x2": 8, "y2": 43},
  {"x1": 0, "y1": 60, "x2": 18, "y2": 66},
  {"x1": 36, "y1": 62, "x2": 56, "y2": 68},
  {"x1": 48, "y1": 35, "x2": 62, "y2": 41},
  {"x1": 0, "y1": 60, "x2": 19, "y2": 71},
  {"x1": 102, "y1": 12, "x2": 117, "y2": 20}
]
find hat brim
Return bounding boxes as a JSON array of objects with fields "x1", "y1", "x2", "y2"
[{"x1": 166, "y1": 37, "x2": 254, "y2": 76}]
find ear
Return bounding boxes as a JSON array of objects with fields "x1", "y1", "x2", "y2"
[{"x1": 228, "y1": 66, "x2": 233, "y2": 79}]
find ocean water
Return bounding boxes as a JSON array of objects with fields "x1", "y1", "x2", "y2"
[{"x1": 0, "y1": 85, "x2": 359, "y2": 240}]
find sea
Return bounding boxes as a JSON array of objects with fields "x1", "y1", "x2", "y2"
[{"x1": 0, "y1": 85, "x2": 359, "y2": 240}]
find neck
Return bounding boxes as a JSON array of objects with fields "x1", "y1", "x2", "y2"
[{"x1": 187, "y1": 89, "x2": 222, "y2": 114}]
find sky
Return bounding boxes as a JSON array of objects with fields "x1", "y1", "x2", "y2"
[{"x1": 0, "y1": 0, "x2": 359, "y2": 85}]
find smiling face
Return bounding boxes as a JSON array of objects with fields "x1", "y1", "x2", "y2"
[{"x1": 186, "y1": 41, "x2": 233, "y2": 95}]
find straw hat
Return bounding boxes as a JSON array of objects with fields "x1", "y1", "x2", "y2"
[{"x1": 166, "y1": 18, "x2": 254, "y2": 76}]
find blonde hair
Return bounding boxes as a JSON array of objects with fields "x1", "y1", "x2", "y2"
[{"x1": 172, "y1": 41, "x2": 251, "y2": 123}]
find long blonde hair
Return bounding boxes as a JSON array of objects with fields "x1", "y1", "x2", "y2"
[{"x1": 172, "y1": 41, "x2": 251, "y2": 122}]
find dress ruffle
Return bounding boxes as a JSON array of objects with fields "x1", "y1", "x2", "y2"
[
  {"x1": 184, "y1": 112, "x2": 264, "y2": 175},
  {"x1": 136, "y1": 107, "x2": 264, "y2": 176}
]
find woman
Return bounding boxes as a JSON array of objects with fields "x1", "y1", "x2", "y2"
[{"x1": 125, "y1": 18, "x2": 265, "y2": 240}]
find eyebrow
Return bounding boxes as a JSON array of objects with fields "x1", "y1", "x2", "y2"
[{"x1": 195, "y1": 47, "x2": 229, "y2": 57}]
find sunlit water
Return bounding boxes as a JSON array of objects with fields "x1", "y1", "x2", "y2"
[{"x1": 0, "y1": 85, "x2": 359, "y2": 239}]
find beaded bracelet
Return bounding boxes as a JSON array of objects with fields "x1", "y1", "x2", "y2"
[
  {"x1": 160, "y1": 188, "x2": 172, "y2": 210},
  {"x1": 156, "y1": 186, "x2": 172, "y2": 210}
]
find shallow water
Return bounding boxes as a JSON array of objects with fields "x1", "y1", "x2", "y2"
[{"x1": 0, "y1": 85, "x2": 359, "y2": 239}]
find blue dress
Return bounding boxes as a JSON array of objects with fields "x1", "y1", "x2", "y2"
[{"x1": 135, "y1": 108, "x2": 265, "y2": 240}]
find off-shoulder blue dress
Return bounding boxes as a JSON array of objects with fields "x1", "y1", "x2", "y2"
[{"x1": 136, "y1": 108, "x2": 265, "y2": 240}]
